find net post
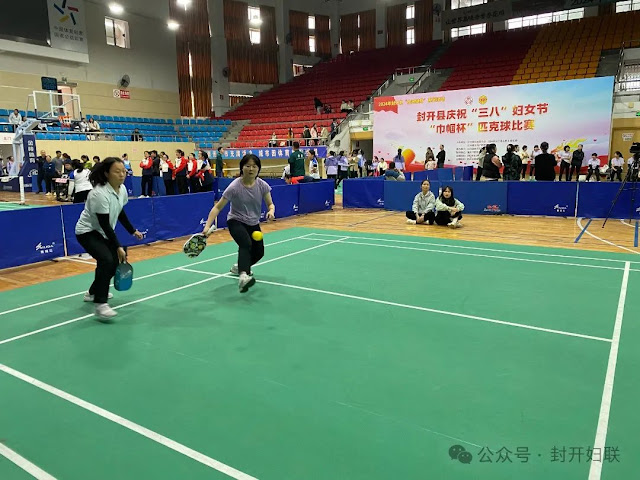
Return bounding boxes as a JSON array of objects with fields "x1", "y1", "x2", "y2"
[{"x1": 18, "y1": 176, "x2": 25, "y2": 205}]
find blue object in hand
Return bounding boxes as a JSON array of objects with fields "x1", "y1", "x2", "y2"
[{"x1": 114, "y1": 262, "x2": 133, "y2": 291}]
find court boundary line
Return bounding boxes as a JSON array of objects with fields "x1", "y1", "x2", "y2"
[
  {"x1": 298, "y1": 238, "x2": 629, "y2": 272},
  {"x1": 576, "y1": 217, "x2": 640, "y2": 256},
  {"x1": 587, "y1": 261, "x2": 630, "y2": 480},
  {"x1": 0, "y1": 233, "x2": 316, "y2": 318},
  {"x1": 0, "y1": 363, "x2": 258, "y2": 480},
  {"x1": 0, "y1": 442, "x2": 57, "y2": 480},
  {"x1": 0, "y1": 236, "x2": 343, "y2": 347},
  {"x1": 306, "y1": 232, "x2": 640, "y2": 263},
  {"x1": 178, "y1": 268, "x2": 612, "y2": 343}
]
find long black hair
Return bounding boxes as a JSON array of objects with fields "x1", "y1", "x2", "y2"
[
  {"x1": 89, "y1": 157, "x2": 123, "y2": 186},
  {"x1": 72, "y1": 158, "x2": 84, "y2": 172},
  {"x1": 239, "y1": 153, "x2": 261, "y2": 176},
  {"x1": 439, "y1": 185, "x2": 456, "y2": 207}
]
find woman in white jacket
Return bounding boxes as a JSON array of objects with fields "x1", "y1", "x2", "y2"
[
  {"x1": 435, "y1": 185, "x2": 465, "y2": 228},
  {"x1": 406, "y1": 180, "x2": 436, "y2": 225}
]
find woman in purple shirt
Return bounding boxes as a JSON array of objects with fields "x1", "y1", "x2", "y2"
[{"x1": 202, "y1": 154, "x2": 275, "y2": 292}]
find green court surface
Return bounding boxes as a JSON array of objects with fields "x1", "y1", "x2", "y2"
[
  {"x1": 0, "y1": 227, "x2": 638, "y2": 480},
  {"x1": 0, "y1": 203, "x2": 36, "y2": 211}
]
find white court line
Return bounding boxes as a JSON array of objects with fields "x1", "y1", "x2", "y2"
[
  {"x1": 58, "y1": 257, "x2": 96, "y2": 265},
  {"x1": 0, "y1": 234, "x2": 316, "y2": 317},
  {"x1": 0, "y1": 236, "x2": 341, "y2": 347},
  {"x1": 299, "y1": 238, "x2": 626, "y2": 272},
  {"x1": 577, "y1": 218, "x2": 640, "y2": 256},
  {"x1": 619, "y1": 220, "x2": 635, "y2": 228},
  {"x1": 308, "y1": 232, "x2": 640, "y2": 264},
  {"x1": 0, "y1": 443, "x2": 57, "y2": 480},
  {"x1": 588, "y1": 261, "x2": 630, "y2": 480},
  {"x1": 0, "y1": 364, "x2": 257, "y2": 480},
  {"x1": 180, "y1": 268, "x2": 611, "y2": 343}
]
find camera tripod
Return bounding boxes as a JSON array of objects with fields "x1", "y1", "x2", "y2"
[{"x1": 602, "y1": 157, "x2": 639, "y2": 228}]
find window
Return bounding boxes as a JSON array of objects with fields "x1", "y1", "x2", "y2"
[
  {"x1": 105, "y1": 17, "x2": 130, "y2": 48},
  {"x1": 248, "y1": 6, "x2": 260, "y2": 22},
  {"x1": 406, "y1": 5, "x2": 415, "y2": 20},
  {"x1": 309, "y1": 35, "x2": 316, "y2": 53},
  {"x1": 406, "y1": 27, "x2": 415, "y2": 45},
  {"x1": 308, "y1": 15, "x2": 315, "y2": 30},
  {"x1": 249, "y1": 28, "x2": 261, "y2": 44},
  {"x1": 451, "y1": 0, "x2": 486, "y2": 9},
  {"x1": 450, "y1": 23, "x2": 486, "y2": 39},
  {"x1": 616, "y1": 1, "x2": 640, "y2": 12},
  {"x1": 506, "y1": 8, "x2": 583, "y2": 30}
]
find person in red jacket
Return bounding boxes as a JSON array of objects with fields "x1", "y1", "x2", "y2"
[
  {"x1": 140, "y1": 150, "x2": 154, "y2": 197},
  {"x1": 172, "y1": 149, "x2": 188, "y2": 194},
  {"x1": 196, "y1": 150, "x2": 215, "y2": 192},
  {"x1": 187, "y1": 153, "x2": 199, "y2": 193}
]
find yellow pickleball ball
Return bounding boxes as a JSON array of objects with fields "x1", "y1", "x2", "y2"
[{"x1": 251, "y1": 231, "x2": 263, "y2": 241}]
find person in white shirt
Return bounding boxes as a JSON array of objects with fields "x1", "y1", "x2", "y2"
[
  {"x1": 530, "y1": 145, "x2": 542, "y2": 178},
  {"x1": 610, "y1": 151, "x2": 624, "y2": 181},
  {"x1": 586, "y1": 153, "x2": 601, "y2": 182},
  {"x1": 72, "y1": 159, "x2": 93, "y2": 203},
  {"x1": 558, "y1": 145, "x2": 571, "y2": 181},
  {"x1": 75, "y1": 157, "x2": 144, "y2": 320},
  {"x1": 8, "y1": 109, "x2": 21, "y2": 129},
  {"x1": 307, "y1": 150, "x2": 320, "y2": 179},
  {"x1": 87, "y1": 117, "x2": 100, "y2": 131},
  {"x1": 310, "y1": 124, "x2": 318, "y2": 146},
  {"x1": 7, "y1": 156, "x2": 19, "y2": 176},
  {"x1": 393, "y1": 148, "x2": 405, "y2": 171}
]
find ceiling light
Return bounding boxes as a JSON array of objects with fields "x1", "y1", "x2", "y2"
[
  {"x1": 167, "y1": 20, "x2": 180, "y2": 30},
  {"x1": 109, "y1": 3, "x2": 124, "y2": 14}
]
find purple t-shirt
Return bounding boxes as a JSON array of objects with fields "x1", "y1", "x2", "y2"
[{"x1": 223, "y1": 177, "x2": 271, "y2": 225}]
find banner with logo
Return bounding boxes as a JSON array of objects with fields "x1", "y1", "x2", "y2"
[
  {"x1": 298, "y1": 180, "x2": 335, "y2": 214},
  {"x1": 47, "y1": 0, "x2": 88, "y2": 53},
  {"x1": 0, "y1": 206, "x2": 65, "y2": 269},
  {"x1": 20, "y1": 134, "x2": 37, "y2": 190},
  {"x1": 507, "y1": 181, "x2": 577, "y2": 217},
  {"x1": 373, "y1": 77, "x2": 614, "y2": 172},
  {"x1": 153, "y1": 191, "x2": 216, "y2": 240},
  {"x1": 343, "y1": 178, "x2": 385, "y2": 209}
]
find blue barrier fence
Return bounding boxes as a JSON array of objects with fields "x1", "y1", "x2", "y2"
[
  {"x1": 344, "y1": 179, "x2": 640, "y2": 219},
  {"x1": 0, "y1": 182, "x2": 334, "y2": 270}
]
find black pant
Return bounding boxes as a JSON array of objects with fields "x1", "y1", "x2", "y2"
[
  {"x1": 327, "y1": 174, "x2": 337, "y2": 188},
  {"x1": 559, "y1": 161, "x2": 570, "y2": 181},
  {"x1": 73, "y1": 190, "x2": 89, "y2": 203},
  {"x1": 141, "y1": 175, "x2": 153, "y2": 196},
  {"x1": 227, "y1": 219, "x2": 264, "y2": 275},
  {"x1": 76, "y1": 231, "x2": 120, "y2": 304},
  {"x1": 336, "y1": 170, "x2": 348, "y2": 187},
  {"x1": 529, "y1": 164, "x2": 535, "y2": 177},
  {"x1": 610, "y1": 167, "x2": 622, "y2": 181},
  {"x1": 189, "y1": 177, "x2": 200, "y2": 194},
  {"x1": 475, "y1": 166, "x2": 483, "y2": 181},
  {"x1": 435, "y1": 210, "x2": 462, "y2": 226},
  {"x1": 521, "y1": 164, "x2": 528, "y2": 179},
  {"x1": 569, "y1": 164, "x2": 581, "y2": 181},
  {"x1": 35, "y1": 173, "x2": 45, "y2": 193},
  {"x1": 176, "y1": 175, "x2": 188, "y2": 194},
  {"x1": 586, "y1": 167, "x2": 601, "y2": 181},
  {"x1": 406, "y1": 211, "x2": 435, "y2": 225},
  {"x1": 200, "y1": 182, "x2": 213, "y2": 192},
  {"x1": 44, "y1": 174, "x2": 55, "y2": 193},
  {"x1": 164, "y1": 178, "x2": 175, "y2": 195}
]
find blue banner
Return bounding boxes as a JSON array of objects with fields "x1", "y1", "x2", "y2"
[
  {"x1": 206, "y1": 146, "x2": 328, "y2": 161},
  {"x1": 20, "y1": 134, "x2": 37, "y2": 190},
  {"x1": 299, "y1": 180, "x2": 334, "y2": 214},
  {"x1": 384, "y1": 180, "x2": 441, "y2": 212},
  {"x1": 577, "y1": 182, "x2": 640, "y2": 219},
  {"x1": 508, "y1": 181, "x2": 577, "y2": 217},
  {"x1": 0, "y1": 206, "x2": 65, "y2": 269},
  {"x1": 61, "y1": 203, "x2": 86, "y2": 256},
  {"x1": 343, "y1": 178, "x2": 384, "y2": 208},
  {"x1": 268, "y1": 184, "x2": 299, "y2": 219},
  {"x1": 413, "y1": 170, "x2": 439, "y2": 182},
  {"x1": 436, "y1": 168, "x2": 455, "y2": 182},
  {"x1": 445, "y1": 181, "x2": 508, "y2": 214},
  {"x1": 154, "y1": 192, "x2": 216, "y2": 240}
]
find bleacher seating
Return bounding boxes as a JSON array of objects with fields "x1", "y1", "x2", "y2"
[
  {"x1": 435, "y1": 29, "x2": 539, "y2": 91},
  {"x1": 513, "y1": 12, "x2": 640, "y2": 85},
  {"x1": 225, "y1": 42, "x2": 440, "y2": 147},
  {"x1": 13, "y1": 112, "x2": 231, "y2": 144}
]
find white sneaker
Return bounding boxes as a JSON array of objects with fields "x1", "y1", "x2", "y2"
[
  {"x1": 95, "y1": 303, "x2": 117, "y2": 320},
  {"x1": 84, "y1": 291, "x2": 114, "y2": 302},
  {"x1": 450, "y1": 217, "x2": 459, "y2": 227},
  {"x1": 230, "y1": 264, "x2": 239, "y2": 275},
  {"x1": 238, "y1": 272, "x2": 255, "y2": 293},
  {"x1": 45, "y1": 192, "x2": 52, "y2": 196},
  {"x1": 138, "y1": 195, "x2": 146, "y2": 198},
  {"x1": 406, "y1": 219, "x2": 416, "y2": 225}
]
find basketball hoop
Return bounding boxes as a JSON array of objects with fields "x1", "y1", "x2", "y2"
[{"x1": 58, "y1": 115, "x2": 71, "y2": 127}]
